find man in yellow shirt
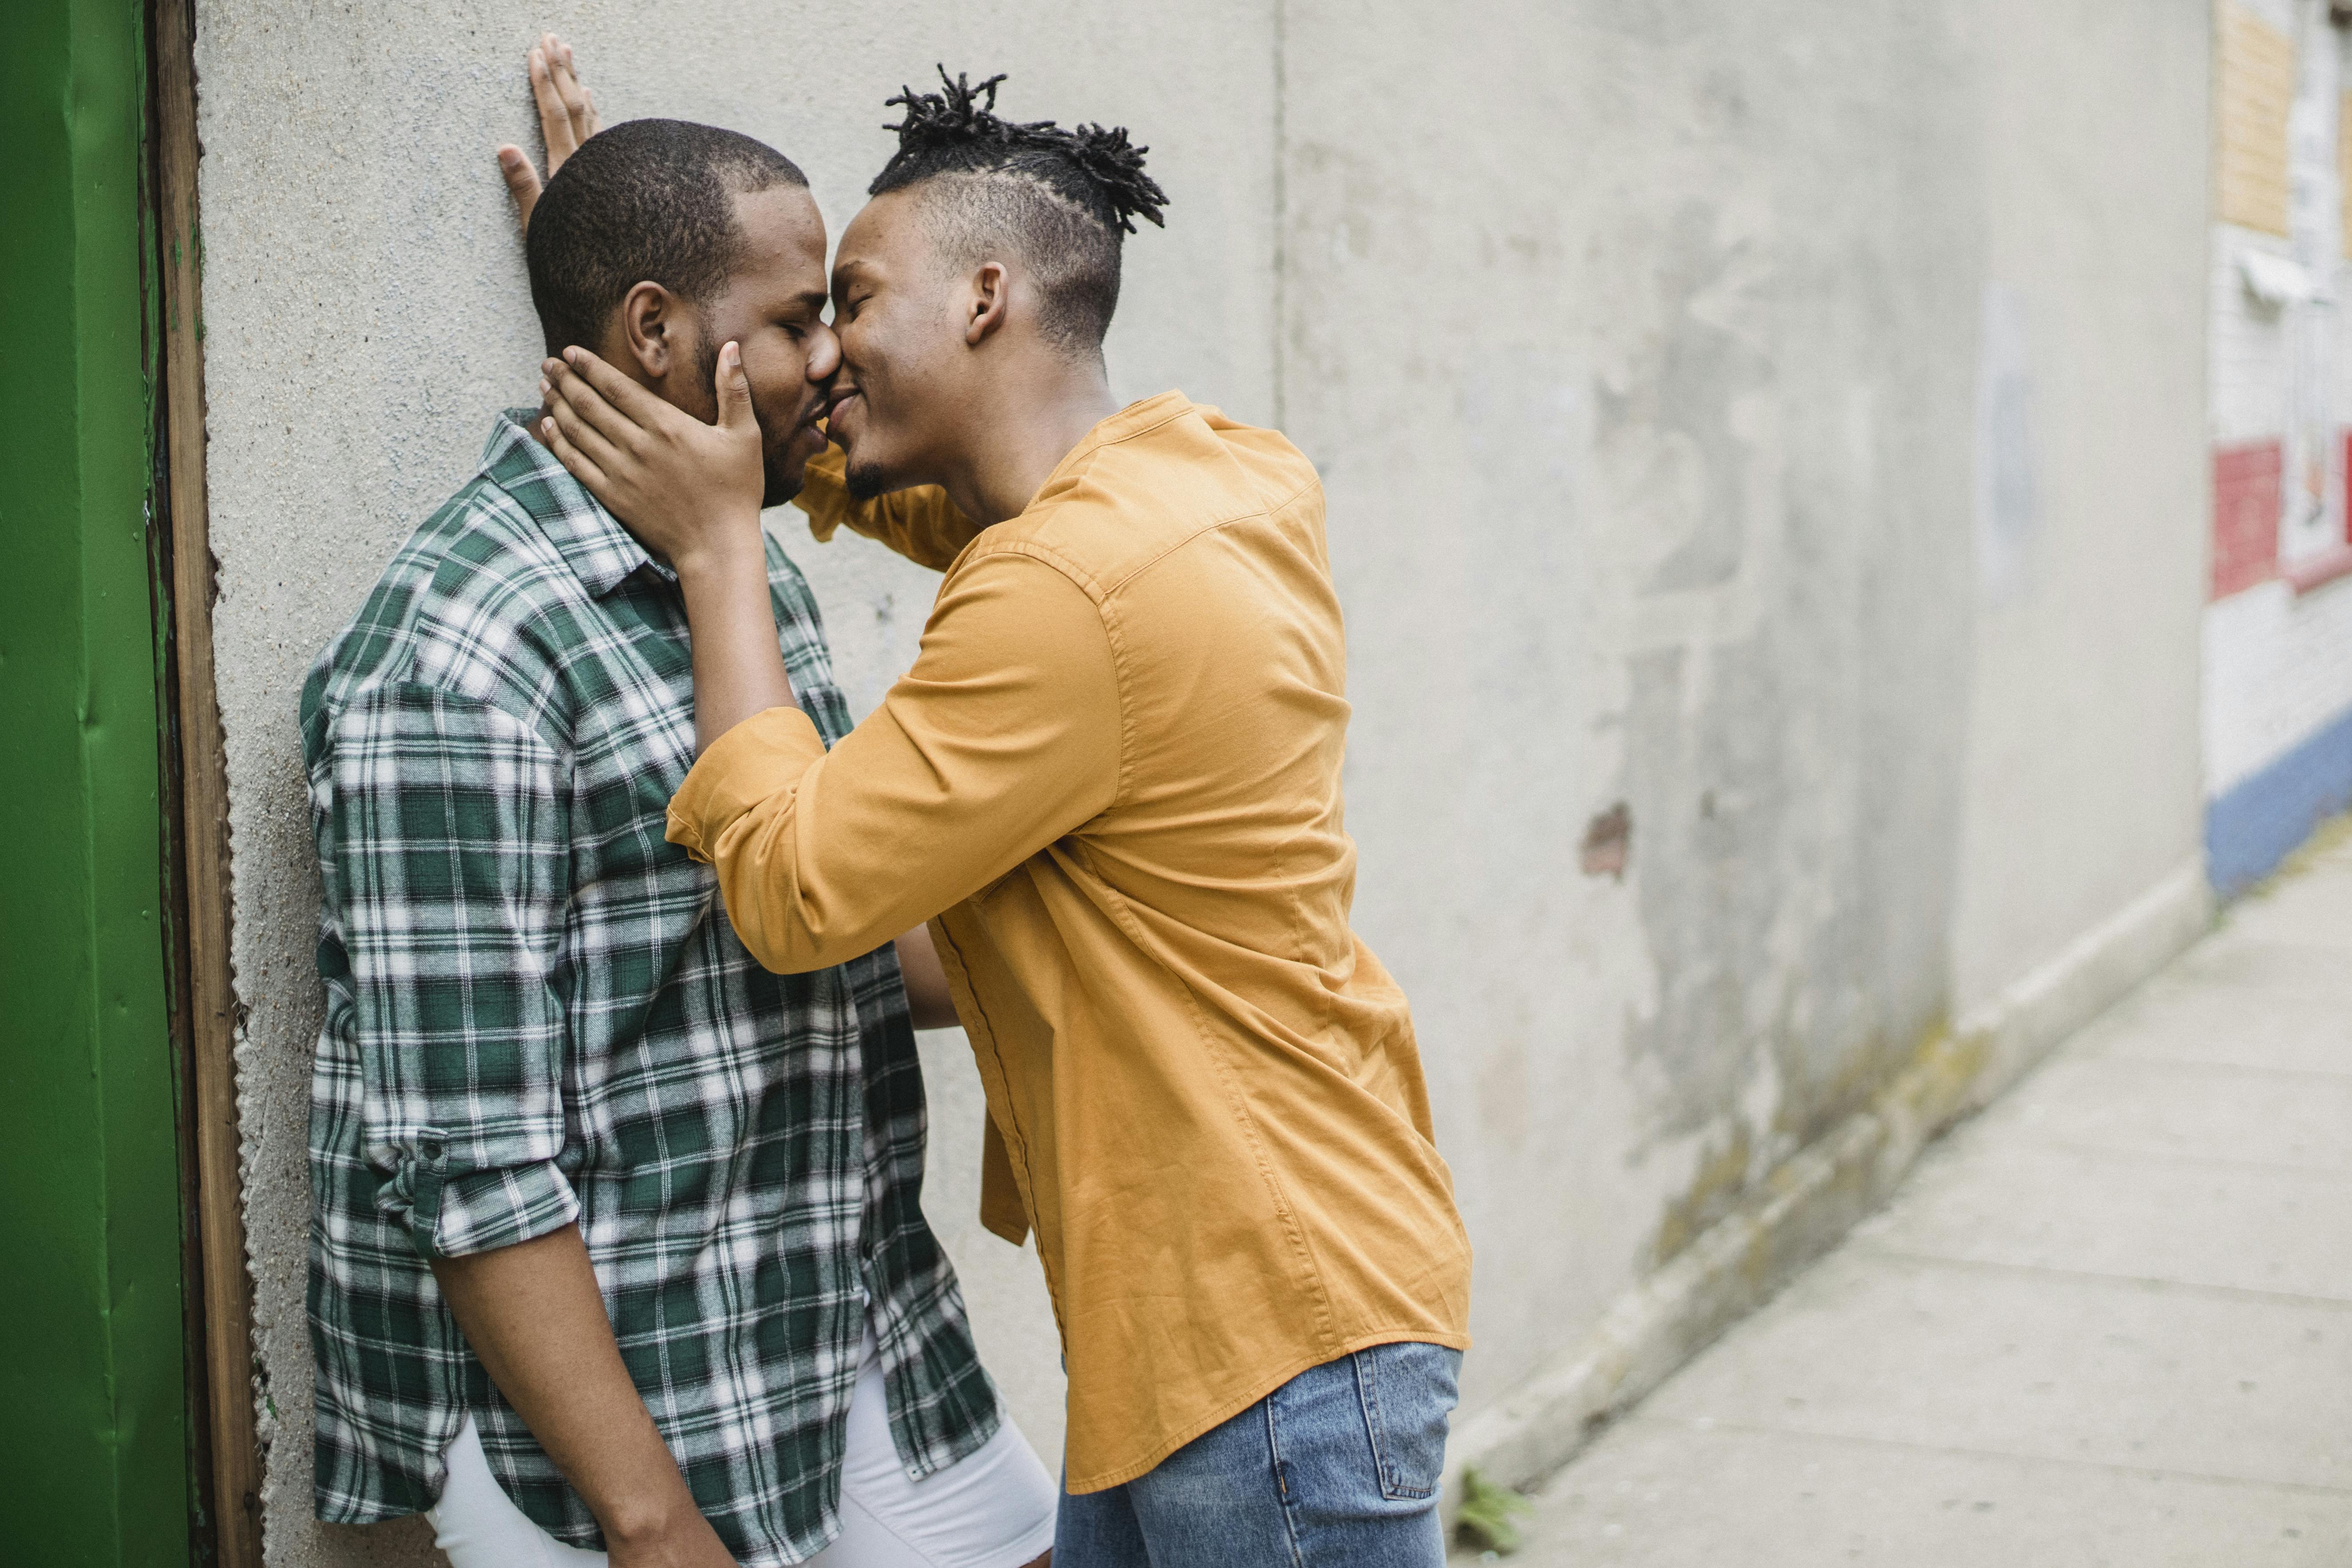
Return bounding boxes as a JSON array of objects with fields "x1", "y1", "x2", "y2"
[{"x1": 536, "y1": 68, "x2": 1472, "y2": 1568}]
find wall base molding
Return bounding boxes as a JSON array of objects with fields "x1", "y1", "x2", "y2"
[{"x1": 1439, "y1": 857, "x2": 2211, "y2": 1525}]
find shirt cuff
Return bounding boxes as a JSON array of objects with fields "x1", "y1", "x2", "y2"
[
  {"x1": 666, "y1": 705, "x2": 828, "y2": 862},
  {"x1": 376, "y1": 1142, "x2": 581, "y2": 1261}
]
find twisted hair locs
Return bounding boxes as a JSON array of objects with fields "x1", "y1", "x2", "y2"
[{"x1": 876, "y1": 66, "x2": 1170, "y2": 234}]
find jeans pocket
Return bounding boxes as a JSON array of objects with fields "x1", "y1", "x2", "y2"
[{"x1": 1353, "y1": 1342, "x2": 1462, "y2": 1502}]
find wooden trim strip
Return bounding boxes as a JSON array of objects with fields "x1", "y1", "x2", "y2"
[{"x1": 152, "y1": 1, "x2": 264, "y2": 1561}]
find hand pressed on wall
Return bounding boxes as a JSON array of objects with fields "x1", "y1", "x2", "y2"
[{"x1": 496, "y1": 32, "x2": 600, "y2": 233}]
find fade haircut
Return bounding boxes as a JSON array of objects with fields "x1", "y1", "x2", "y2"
[
  {"x1": 526, "y1": 118, "x2": 807, "y2": 355},
  {"x1": 867, "y1": 70, "x2": 1168, "y2": 356}
]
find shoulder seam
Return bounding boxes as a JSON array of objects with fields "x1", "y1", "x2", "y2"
[
  {"x1": 959, "y1": 536, "x2": 1110, "y2": 603},
  {"x1": 1097, "y1": 470, "x2": 1320, "y2": 597}
]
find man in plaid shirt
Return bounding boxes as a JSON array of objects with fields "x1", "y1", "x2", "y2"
[{"x1": 302, "y1": 112, "x2": 1057, "y2": 1568}]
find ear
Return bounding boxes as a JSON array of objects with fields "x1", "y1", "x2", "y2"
[
  {"x1": 617, "y1": 281, "x2": 686, "y2": 379},
  {"x1": 964, "y1": 261, "x2": 1010, "y2": 347}
]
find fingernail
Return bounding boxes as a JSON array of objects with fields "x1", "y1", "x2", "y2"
[
  {"x1": 563, "y1": 346, "x2": 579, "y2": 363},
  {"x1": 539, "y1": 377, "x2": 551, "y2": 395}
]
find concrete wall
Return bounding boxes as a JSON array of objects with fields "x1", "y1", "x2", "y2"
[
  {"x1": 1282, "y1": 0, "x2": 2210, "y2": 1425},
  {"x1": 189, "y1": 3, "x2": 2212, "y2": 1562},
  {"x1": 1949, "y1": 0, "x2": 2211, "y2": 1015}
]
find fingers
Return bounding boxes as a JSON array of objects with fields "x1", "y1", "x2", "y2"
[
  {"x1": 529, "y1": 43, "x2": 571, "y2": 169},
  {"x1": 539, "y1": 410, "x2": 614, "y2": 500},
  {"x1": 713, "y1": 343, "x2": 755, "y2": 432},
  {"x1": 539, "y1": 34, "x2": 596, "y2": 165},
  {"x1": 548, "y1": 346, "x2": 674, "y2": 442},
  {"x1": 559, "y1": 39, "x2": 600, "y2": 144},
  {"x1": 538, "y1": 390, "x2": 624, "y2": 494},
  {"x1": 543, "y1": 354, "x2": 670, "y2": 462},
  {"x1": 497, "y1": 145, "x2": 542, "y2": 233}
]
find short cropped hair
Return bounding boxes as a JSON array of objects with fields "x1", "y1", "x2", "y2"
[
  {"x1": 526, "y1": 118, "x2": 807, "y2": 355},
  {"x1": 866, "y1": 70, "x2": 1168, "y2": 355}
]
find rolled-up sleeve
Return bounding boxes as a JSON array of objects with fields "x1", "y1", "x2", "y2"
[
  {"x1": 794, "y1": 444, "x2": 984, "y2": 571},
  {"x1": 669, "y1": 550, "x2": 1122, "y2": 973},
  {"x1": 329, "y1": 684, "x2": 579, "y2": 1260}
]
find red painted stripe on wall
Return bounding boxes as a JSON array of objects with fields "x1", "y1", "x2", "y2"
[{"x1": 2213, "y1": 439, "x2": 2282, "y2": 600}]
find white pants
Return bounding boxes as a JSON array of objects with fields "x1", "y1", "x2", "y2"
[{"x1": 427, "y1": 1331, "x2": 1057, "y2": 1568}]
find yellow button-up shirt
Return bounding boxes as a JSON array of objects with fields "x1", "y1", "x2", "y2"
[{"x1": 666, "y1": 392, "x2": 1472, "y2": 1492}]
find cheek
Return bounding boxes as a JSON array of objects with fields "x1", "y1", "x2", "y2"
[
  {"x1": 737, "y1": 338, "x2": 807, "y2": 419},
  {"x1": 856, "y1": 324, "x2": 914, "y2": 406}
]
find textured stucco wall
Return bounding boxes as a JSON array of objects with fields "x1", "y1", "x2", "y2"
[{"x1": 191, "y1": 4, "x2": 2211, "y2": 1564}]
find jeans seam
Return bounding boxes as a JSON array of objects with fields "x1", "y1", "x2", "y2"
[
  {"x1": 1354, "y1": 1348, "x2": 1394, "y2": 1496},
  {"x1": 1263, "y1": 1384, "x2": 1308, "y2": 1568}
]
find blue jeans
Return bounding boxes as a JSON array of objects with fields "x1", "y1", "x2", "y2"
[{"x1": 1056, "y1": 1342, "x2": 1462, "y2": 1568}]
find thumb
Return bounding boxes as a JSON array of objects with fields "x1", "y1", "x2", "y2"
[
  {"x1": 498, "y1": 145, "x2": 543, "y2": 234},
  {"x1": 715, "y1": 342, "x2": 755, "y2": 432}
]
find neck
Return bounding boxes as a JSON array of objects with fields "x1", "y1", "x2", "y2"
[{"x1": 937, "y1": 356, "x2": 1120, "y2": 525}]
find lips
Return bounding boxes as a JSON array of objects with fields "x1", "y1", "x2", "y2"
[{"x1": 786, "y1": 397, "x2": 828, "y2": 449}]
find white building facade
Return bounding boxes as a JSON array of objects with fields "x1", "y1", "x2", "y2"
[{"x1": 2208, "y1": 0, "x2": 2352, "y2": 891}]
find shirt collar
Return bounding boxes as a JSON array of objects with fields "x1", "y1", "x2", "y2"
[
  {"x1": 481, "y1": 409, "x2": 674, "y2": 599},
  {"x1": 1024, "y1": 390, "x2": 1197, "y2": 505},
  {"x1": 1078, "y1": 390, "x2": 1193, "y2": 457}
]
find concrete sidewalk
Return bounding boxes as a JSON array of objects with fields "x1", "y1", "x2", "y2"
[{"x1": 1499, "y1": 827, "x2": 2352, "y2": 1566}]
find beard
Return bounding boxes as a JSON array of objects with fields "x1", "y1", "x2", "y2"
[
  {"x1": 845, "y1": 459, "x2": 889, "y2": 502},
  {"x1": 761, "y1": 451, "x2": 800, "y2": 508},
  {"x1": 692, "y1": 334, "x2": 800, "y2": 506}
]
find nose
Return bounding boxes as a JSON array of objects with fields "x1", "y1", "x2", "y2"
[{"x1": 805, "y1": 318, "x2": 842, "y2": 384}]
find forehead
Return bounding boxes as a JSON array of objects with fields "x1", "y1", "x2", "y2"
[
  {"x1": 833, "y1": 188, "x2": 927, "y2": 283},
  {"x1": 726, "y1": 184, "x2": 828, "y2": 293}
]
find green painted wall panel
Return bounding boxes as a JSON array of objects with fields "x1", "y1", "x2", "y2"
[{"x1": 0, "y1": 0, "x2": 193, "y2": 1563}]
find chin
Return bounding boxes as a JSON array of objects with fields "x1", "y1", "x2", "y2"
[
  {"x1": 762, "y1": 456, "x2": 804, "y2": 509},
  {"x1": 844, "y1": 459, "x2": 892, "y2": 502}
]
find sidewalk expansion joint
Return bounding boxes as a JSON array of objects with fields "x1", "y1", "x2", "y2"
[
  {"x1": 1848, "y1": 1245, "x2": 2352, "y2": 1312},
  {"x1": 1606, "y1": 1413, "x2": 2352, "y2": 1498}
]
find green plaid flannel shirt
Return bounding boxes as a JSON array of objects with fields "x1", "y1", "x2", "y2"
[{"x1": 299, "y1": 413, "x2": 998, "y2": 1565}]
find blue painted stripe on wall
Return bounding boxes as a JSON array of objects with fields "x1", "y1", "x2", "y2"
[{"x1": 2207, "y1": 700, "x2": 2352, "y2": 899}]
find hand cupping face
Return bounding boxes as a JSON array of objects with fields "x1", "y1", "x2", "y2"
[{"x1": 538, "y1": 344, "x2": 770, "y2": 576}]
